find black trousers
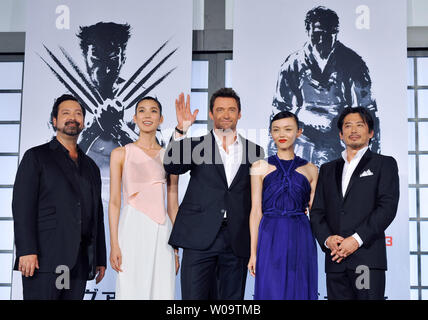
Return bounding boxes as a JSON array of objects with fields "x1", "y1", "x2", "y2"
[
  {"x1": 22, "y1": 243, "x2": 89, "y2": 300},
  {"x1": 326, "y1": 268, "x2": 385, "y2": 300},
  {"x1": 180, "y1": 222, "x2": 248, "y2": 300}
]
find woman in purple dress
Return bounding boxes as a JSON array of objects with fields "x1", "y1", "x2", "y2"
[{"x1": 248, "y1": 111, "x2": 318, "y2": 300}]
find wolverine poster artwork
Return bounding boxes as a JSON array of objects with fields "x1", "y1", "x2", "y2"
[
  {"x1": 270, "y1": 6, "x2": 380, "y2": 166},
  {"x1": 40, "y1": 21, "x2": 176, "y2": 170}
]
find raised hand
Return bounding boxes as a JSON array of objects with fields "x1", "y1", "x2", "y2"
[{"x1": 175, "y1": 93, "x2": 199, "y2": 133}]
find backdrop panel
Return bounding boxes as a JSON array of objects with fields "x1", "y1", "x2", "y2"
[
  {"x1": 233, "y1": 0, "x2": 409, "y2": 300},
  {"x1": 13, "y1": 0, "x2": 192, "y2": 300}
]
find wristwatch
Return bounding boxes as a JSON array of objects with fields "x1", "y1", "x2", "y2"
[{"x1": 175, "y1": 126, "x2": 186, "y2": 135}]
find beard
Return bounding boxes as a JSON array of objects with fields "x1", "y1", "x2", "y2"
[
  {"x1": 56, "y1": 121, "x2": 83, "y2": 136},
  {"x1": 347, "y1": 141, "x2": 367, "y2": 150}
]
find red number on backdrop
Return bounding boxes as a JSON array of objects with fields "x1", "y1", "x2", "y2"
[{"x1": 385, "y1": 236, "x2": 393, "y2": 246}]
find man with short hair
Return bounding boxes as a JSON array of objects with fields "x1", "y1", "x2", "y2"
[
  {"x1": 77, "y1": 22, "x2": 131, "y2": 100},
  {"x1": 76, "y1": 22, "x2": 137, "y2": 154},
  {"x1": 271, "y1": 6, "x2": 379, "y2": 166},
  {"x1": 164, "y1": 88, "x2": 264, "y2": 300},
  {"x1": 310, "y1": 106, "x2": 399, "y2": 300},
  {"x1": 13, "y1": 94, "x2": 107, "y2": 300}
]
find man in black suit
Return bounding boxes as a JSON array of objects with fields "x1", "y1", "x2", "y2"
[
  {"x1": 310, "y1": 106, "x2": 399, "y2": 300},
  {"x1": 164, "y1": 88, "x2": 264, "y2": 299},
  {"x1": 12, "y1": 94, "x2": 107, "y2": 300}
]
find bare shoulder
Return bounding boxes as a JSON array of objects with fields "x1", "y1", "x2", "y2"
[
  {"x1": 299, "y1": 161, "x2": 318, "y2": 182},
  {"x1": 110, "y1": 146, "x2": 126, "y2": 163},
  {"x1": 251, "y1": 159, "x2": 270, "y2": 176},
  {"x1": 252, "y1": 159, "x2": 268, "y2": 167},
  {"x1": 305, "y1": 162, "x2": 319, "y2": 175}
]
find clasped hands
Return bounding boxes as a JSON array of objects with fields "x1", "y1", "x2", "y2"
[{"x1": 326, "y1": 235, "x2": 359, "y2": 263}]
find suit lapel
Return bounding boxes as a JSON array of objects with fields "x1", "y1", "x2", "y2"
[
  {"x1": 335, "y1": 158, "x2": 345, "y2": 198},
  {"x1": 228, "y1": 136, "x2": 247, "y2": 190},
  {"x1": 49, "y1": 140, "x2": 80, "y2": 197},
  {"x1": 210, "y1": 131, "x2": 228, "y2": 187},
  {"x1": 80, "y1": 155, "x2": 97, "y2": 203},
  {"x1": 80, "y1": 156, "x2": 98, "y2": 234},
  {"x1": 343, "y1": 149, "x2": 373, "y2": 201}
]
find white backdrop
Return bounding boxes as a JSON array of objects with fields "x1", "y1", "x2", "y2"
[
  {"x1": 233, "y1": 0, "x2": 409, "y2": 299},
  {"x1": 13, "y1": 0, "x2": 192, "y2": 300},
  {"x1": 13, "y1": 0, "x2": 409, "y2": 301}
]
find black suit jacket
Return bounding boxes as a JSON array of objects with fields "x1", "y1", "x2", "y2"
[
  {"x1": 163, "y1": 131, "x2": 264, "y2": 258},
  {"x1": 12, "y1": 139, "x2": 107, "y2": 280},
  {"x1": 310, "y1": 149, "x2": 399, "y2": 272}
]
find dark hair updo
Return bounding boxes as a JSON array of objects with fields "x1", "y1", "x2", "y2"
[{"x1": 269, "y1": 111, "x2": 300, "y2": 131}]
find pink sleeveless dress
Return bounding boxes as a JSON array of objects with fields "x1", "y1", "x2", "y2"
[{"x1": 115, "y1": 143, "x2": 175, "y2": 300}]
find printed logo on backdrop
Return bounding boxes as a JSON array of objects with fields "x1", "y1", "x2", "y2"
[
  {"x1": 46, "y1": 4, "x2": 177, "y2": 301},
  {"x1": 43, "y1": 4, "x2": 177, "y2": 164},
  {"x1": 15, "y1": 0, "x2": 193, "y2": 300},
  {"x1": 232, "y1": 0, "x2": 408, "y2": 300},
  {"x1": 269, "y1": 5, "x2": 379, "y2": 167}
]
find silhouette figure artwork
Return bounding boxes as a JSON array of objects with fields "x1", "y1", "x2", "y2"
[
  {"x1": 40, "y1": 22, "x2": 177, "y2": 175},
  {"x1": 270, "y1": 6, "x2": 380, "y2": 166}
]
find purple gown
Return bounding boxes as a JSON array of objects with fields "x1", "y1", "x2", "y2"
[{"x1": 254, "y1": 154, "x2": 318, "y2": 300}]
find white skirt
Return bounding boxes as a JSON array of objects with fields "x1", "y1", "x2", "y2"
[{"x1": 115, "y1": 205, "x2": 175, "y2": 300}]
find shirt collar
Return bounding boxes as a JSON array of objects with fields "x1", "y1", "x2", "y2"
[
  {"x1": 212, "y1": 130, "x2": 242, "y2": 149},
  {"x1": 52, "y1": 137, "x2": 84, "y2": 157},
  {"x1": 342, "y1": 146, "x2": 369, "y2": 164}
]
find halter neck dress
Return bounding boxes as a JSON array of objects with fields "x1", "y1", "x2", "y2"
[{"x1": 254, "y1": 154, "x2": 317, "y2": 300}]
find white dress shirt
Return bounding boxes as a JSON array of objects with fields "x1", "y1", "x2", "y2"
[
  {"x1": 341, "y1": 147, "x2": 368, "y2": 247},
  {"x1": 174, "y1": 129, "x2": 243, "y2": 218},
  {"x1": 342, "y1": 146, "x2": 368, "y2": 198},
  {"x1": 212, "y1": 130, "x2": 243, "y2": 188},
  {"x1": 324, "y1": 147, "x2": 368, "y2": 249}
]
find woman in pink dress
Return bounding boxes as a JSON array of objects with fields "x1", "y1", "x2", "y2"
[{"x1": 108, "y1": 96, "x2": 179, "y2": 299}]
